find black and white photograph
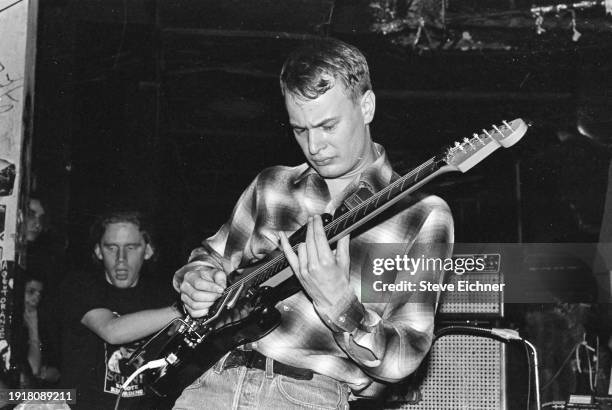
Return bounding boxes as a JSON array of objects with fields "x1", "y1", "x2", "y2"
[{"x1": 1, "y1": 0, "x2": 612, "y2": 409}]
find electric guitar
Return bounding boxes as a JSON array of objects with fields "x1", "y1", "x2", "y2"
[{"x1": 127, "y1": 119, "x2": 529, "y2": 397}]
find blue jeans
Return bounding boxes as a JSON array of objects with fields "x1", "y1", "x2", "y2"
[{"x1": 173, "y1": 357, "x2": 351, "y2": 410}]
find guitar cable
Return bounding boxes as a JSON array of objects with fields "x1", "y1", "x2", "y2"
[
  {"x1": 434, "y1": 326, "x2": 540, "y2": 410},
  {"x1": 114, "y1": 358, "x2": 170, "y2": 410},
  {"x1": 113, "y1": 315, "x2": 188, "y2": 410}
]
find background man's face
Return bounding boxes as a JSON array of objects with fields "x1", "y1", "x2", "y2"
[
  {"x1": 285, "y1": 83, "x2": 374, "y2": 179},
  {"x1": 25, "y1": 199, "x2": 45, "y2": 242},
  {"x1": 94, "y1": 222, "x2": 153, "y2": 289},
  {"x1": 24, "y1": 280, "x2": 43, "y2": 311}
]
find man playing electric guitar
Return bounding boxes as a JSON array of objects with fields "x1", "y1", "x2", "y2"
[{"x1": 172, "y1": 38, "x2": 454, "y2": 409}]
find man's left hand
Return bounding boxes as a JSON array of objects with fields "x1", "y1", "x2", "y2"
[{"x1": 279, "y1": 215, "x2": 352, "y2": 310}]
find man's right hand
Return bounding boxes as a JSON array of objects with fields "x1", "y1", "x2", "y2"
[{"x1": 174, "y1": 261, "x2": 227, "y2": 318}]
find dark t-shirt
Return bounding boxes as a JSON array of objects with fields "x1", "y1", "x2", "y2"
[{"x1": 59, "y1": 270, "x2": 174, "y2": 409}]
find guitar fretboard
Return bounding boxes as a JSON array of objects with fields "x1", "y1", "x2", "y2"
[{"x1": 226, "y1": 156, "x2": 442, "y2": 291}]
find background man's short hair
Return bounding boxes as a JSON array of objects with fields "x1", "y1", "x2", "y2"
[
  {"x1": 89, "y1": 210, "x2": 155, "y2": 251},
  {"x1": 280, "y1": 37, "x2": 372, "y2": 102}
]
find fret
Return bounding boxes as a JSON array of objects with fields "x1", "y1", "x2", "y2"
[{"x1": 329, "y1": 221, "x2": 342, "y2": 238}]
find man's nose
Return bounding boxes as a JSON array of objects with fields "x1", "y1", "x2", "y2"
[
  {"x1": 308, "y1": 129, "x2": 325, "y2": 155},
  {"x1": 117, "y1": 247, "x2": 127, "y2": 262}
]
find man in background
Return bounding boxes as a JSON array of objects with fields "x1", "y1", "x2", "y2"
[{"x1": 60, "y1": 211, "x2": 181, "y2": 409}]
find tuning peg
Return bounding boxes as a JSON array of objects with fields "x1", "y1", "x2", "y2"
[
  {"x1": 482, "y1": 129, "x2": 492, "y2": 139},
  {"x1": 463, "y1": 137, "x2": 475, "y2": 148},
  {"x1": 453, "y1": 141, "x2": 466, "y2": 152},
  {"x1": 503, "y1": 120, "x2": 513, "y2": 130},
  {"x1": 493, "y1": 125, "x2": 502, "y2": 135},
  {"x1": 473, "y1": 133, "x2": 484, "y2": 145}
]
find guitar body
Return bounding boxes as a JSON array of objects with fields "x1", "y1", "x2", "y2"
[{"x1": 130, "y1": 286, "x2": 284, "y2": 397}]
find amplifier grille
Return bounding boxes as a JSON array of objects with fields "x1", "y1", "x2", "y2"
[{"x1": 388, "y1": 334, "x2": 506, "y2": 410}]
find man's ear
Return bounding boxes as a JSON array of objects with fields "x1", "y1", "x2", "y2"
[
  {"x1": 144, "y1": 243, "x2": 154, "y2": 260},
  {"x1": 360, "y1": 90, "x2": 376, "y2": 125},
  {"x1": 94, "y1": 244, "x2": 103, "y2": 261}
]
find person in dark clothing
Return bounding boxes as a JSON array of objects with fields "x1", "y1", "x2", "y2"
[
  {"x1": 15, "y1": 272, "x2": 61, "y2": 388},
  {"x1": 59, "y1": 211, "x2": 181, "y2": 409}
]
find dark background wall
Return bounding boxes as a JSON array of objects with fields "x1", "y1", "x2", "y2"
[
  {"x1": 32, "y1": 0, "x2": 612, "y2": 279},
  {"x1": 27, "y1": 1, "x2": 612, "y2": 404}
]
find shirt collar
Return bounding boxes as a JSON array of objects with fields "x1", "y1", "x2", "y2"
[{"x1": 294, "y1": 142, "x2": 394, "y2": 192}]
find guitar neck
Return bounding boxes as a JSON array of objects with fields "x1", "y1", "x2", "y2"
[
  {"x1": 232, "y1": 156, "x2": 453, "y2": 291},
  {"x1": 324, "y1": 157, "x2": 447, "y2": 243}
]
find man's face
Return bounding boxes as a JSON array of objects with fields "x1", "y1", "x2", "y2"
[
  {"x1": 94, "y1": 222, "x2": 153, "y2": 289},
  {"x1": 24, "y1": 280, "x2": 43, "y2": 311},
  {"x1": 285, "y1": 83, "x2": 375, "y2": 179},
  {"x1": 25, "y1": 199, "x2": 45, "y2": 242}
]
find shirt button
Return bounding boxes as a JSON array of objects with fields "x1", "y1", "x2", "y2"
[
  {"x1": 339, "y1": 315, "x2": 346, "y2": 323},
  {"x1": 283, "y1": 305, "x2": 290, "y2": 311}
]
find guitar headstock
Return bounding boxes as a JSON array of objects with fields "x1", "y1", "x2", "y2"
[{"x1": 444, "y1": 119, "x2": 528, "y2": 173}]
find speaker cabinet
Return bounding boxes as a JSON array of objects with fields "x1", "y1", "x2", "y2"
[{"x1": 385, "y1": 334, "x2": 507, "y2": 410}]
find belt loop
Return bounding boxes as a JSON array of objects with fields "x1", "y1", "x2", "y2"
[
  {"x1": 214, "y1": 351, "x2": 231, "y2": 374},
  {"x1": 265, "y1": 356, "x2": 274, "y2": 379}
]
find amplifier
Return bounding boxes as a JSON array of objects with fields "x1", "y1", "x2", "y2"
[
  {"x1": 385, "y1": 334, "x2": 507, "y2": 410},
  {"x1": 437, "y1": 253, "x2": 503, "y2": 319}
]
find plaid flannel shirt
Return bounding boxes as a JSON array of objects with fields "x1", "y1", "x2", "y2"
[{"x1": 178, "y1": 143, "x2": 454, "y2": 396}]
